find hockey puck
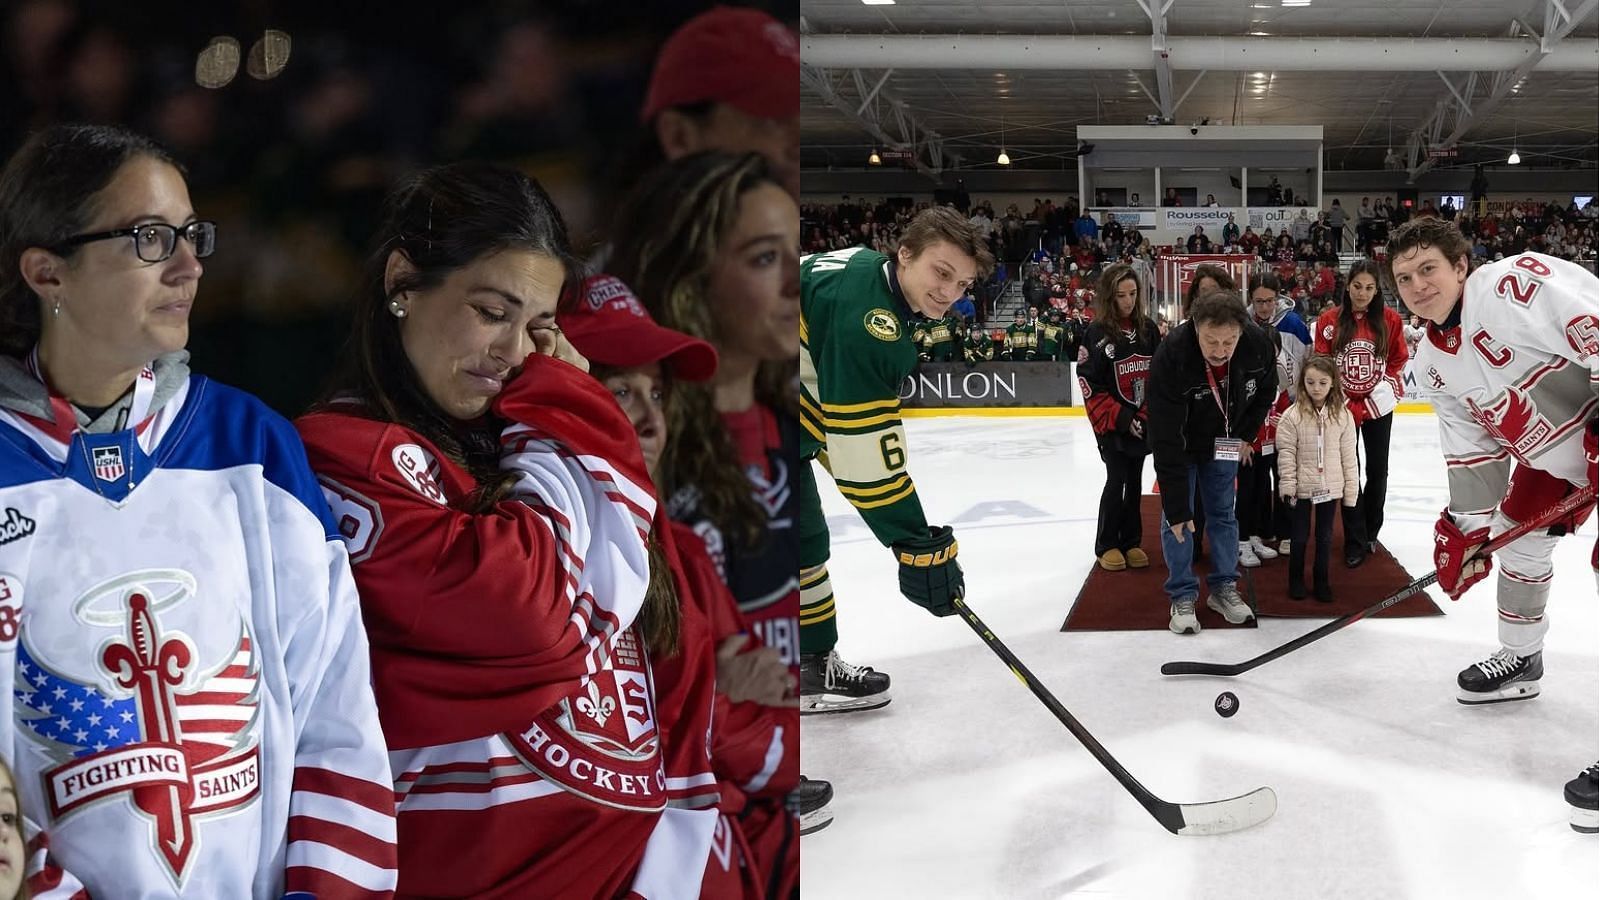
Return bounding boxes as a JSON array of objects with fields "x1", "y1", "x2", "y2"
[{"x1": 1214, "y1": 691, "x2": 1240, "y2": 718}]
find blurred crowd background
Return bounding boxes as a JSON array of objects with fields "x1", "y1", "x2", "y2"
[{"x1": 2, "y1": 0, "x2": 792, "y2": 413}]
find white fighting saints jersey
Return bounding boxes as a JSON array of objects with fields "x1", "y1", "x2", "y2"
[
  {"x1": 1413, "y1": 252, "x2": 1599, "y2": 519},
  {"x1": 0, "y1": 377, "x2": 397, "y2": 898}
]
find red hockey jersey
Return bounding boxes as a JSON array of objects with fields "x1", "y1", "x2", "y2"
[
  {"x1": 1313, "y1": 304, "x2": 1408, "y2": 423},
  {"x1": 297, "y1": 357, "x2": 716, "y2": 899}
]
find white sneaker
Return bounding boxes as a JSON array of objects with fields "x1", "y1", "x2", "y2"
[
  {"x1": 1238, "y1": 542, "x2": 1261, "y2": 568},
  {"x1": 1278, "y1": 538, "x2": 1291, "y2": 555},
  {"x1": 1169, "y1": 598, "x2": 1201, "y2": 635},
  {"x1": 1250, "y1": 536, "x2": 1278, "y2": 560},
  {"x1": 1207, "y1": 583, "x2": 1256, "y2": 624}
]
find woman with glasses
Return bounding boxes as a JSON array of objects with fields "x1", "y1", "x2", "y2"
[
  {"x1": 296, "y1": 161, "x2": 719, "y2": 898},
  {"x1": 0, "y1": 124, "x2": 396, "y2": 896}
]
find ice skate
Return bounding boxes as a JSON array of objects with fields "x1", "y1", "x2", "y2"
[
  {"x1": 1457, "y1": 648, "x2": 1542, "y2": 705},
  {"x1": 1565, "y1": 763, "x2": 1597, "y2": 834},
  {"x1": 801, "y1": 649, "x2": 892, "y2": 715},
  {"x1": 795, "y1": 776, "x2": 835, "y2": 835}
]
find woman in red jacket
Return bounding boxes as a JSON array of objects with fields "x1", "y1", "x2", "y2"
[
  {"x1": 296, "y1": 163, "x2": 719, "y2": 898},
  {"x1": 1312, "y1": 258, "x2": 1408, "y2": 568}
]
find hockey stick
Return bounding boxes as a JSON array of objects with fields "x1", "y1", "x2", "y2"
[
  {"x1": 1161, "y1": 484, "x2": 1596, "y2": 678},
  {"x1": 951, "y1": 598, "x2": 1277, "y2": 835}
]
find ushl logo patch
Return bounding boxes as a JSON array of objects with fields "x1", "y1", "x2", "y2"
[
  {"x1": 92, "y1": 446, "x2": 124, "y2": 483},
  {"x1": 16, "y1": 570, "x2": 261, "y2": 889}
]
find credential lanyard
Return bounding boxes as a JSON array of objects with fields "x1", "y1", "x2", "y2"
[{"x1": 1205, "y1": 363, "x2": 1231, "y2": 437}]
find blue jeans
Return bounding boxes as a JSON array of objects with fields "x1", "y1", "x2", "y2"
[{"x1": 1160, "y1": 459, "x2": 1240, "y2": 602}]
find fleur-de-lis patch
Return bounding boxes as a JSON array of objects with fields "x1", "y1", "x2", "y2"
[{"x1": 576, "y1": 680, "x2": 616, "y2": 726}]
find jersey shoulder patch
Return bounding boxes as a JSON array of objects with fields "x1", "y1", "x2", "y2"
[{"x1": 864, "y1": 309, "x2": 901, "y2": 342}]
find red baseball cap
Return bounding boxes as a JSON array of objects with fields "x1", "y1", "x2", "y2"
[
  {"x1": 561, "y1": 275, "x2": 718, "y2": 382},
  {"x1": 641, "y1": 6, "x2": 800, "y2": 123}
]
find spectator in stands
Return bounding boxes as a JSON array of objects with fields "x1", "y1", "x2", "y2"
[
  {"x1": 1240, "y1": 224, "x2": 1261, "y2": 255},
  {"x1": 1130, "y1": 192, "x2": 1142, "y2": 206},
  {"x1": 1273, "y1": 232, "x2": 1296, "y2": 269},
  {"x1": 1204, "y1": 193, "x2": 1219, "y2": 208},
  {"x1": 1148, "y1": 289, "x2": 1277, "y2": 635},
  {"x1": 1103, "y1": 213, "x2": 1124, "y2": 246},
  {"x1": 1222, "y1": 214, "x2": 1240, "y2": 246},
  {"x1": 1309, "y1": 259, "x2": 1335, "y2": 304},
  {"x1": 952, "y1": 292, "x2": 977, "y2": 323},
  {"x1": 1312, "y1": 258, "x2": 1407, "y2": 569},
  {"x1": 1163, "y1": 188, "x2": 1182, "y2": 207},
  {"x1": 1357, "y1": 197, "x2": 1376, "y2": 249},
  {"x1": 1328, "y1": 199, "x2": 1347, "y2": 250},
  {"x1": 1266, "y1": 177, "x2": 1284, "y2": 206},
  {"x1": 1291, "y1": 209, "x2": 1313, "y2": 243},
  {"x1": 1186, "y1": 226, "x2": 1213, "y2": 254},
  {"x1": 1075, "y1": 208, "x2": 1099, "y2": 245},
  {"x1": 1079, "y1": 263, "x2": 1160, "y2": 573},
  {"x1": 969, "y1": 204, "x2": 994, "y2": 241}
]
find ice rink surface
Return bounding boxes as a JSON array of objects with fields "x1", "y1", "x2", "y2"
[{"x1": 800, "y1": 413, "x2": 1598, "y2": 900}]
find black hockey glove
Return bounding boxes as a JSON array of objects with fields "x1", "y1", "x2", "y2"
[{"x1": 893, "y1": 525, "x2": 964, "y2": 617}]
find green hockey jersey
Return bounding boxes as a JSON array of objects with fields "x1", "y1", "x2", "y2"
[
  {"x1": 1037, "y1": 320, "x2": 1062, "y2": 360},
  {"x1": 925, "y1": 316, "x2": 958, "y2": 362},
  {"x1": 963, "y1": 331, "x2": 995, "y2": 365},
  {"x1": 799, "y1": 246, "x2": 929, "y2": 548},
  {"x1": 1005, "y1": 322, "x2": 1037, "y2": 361}
]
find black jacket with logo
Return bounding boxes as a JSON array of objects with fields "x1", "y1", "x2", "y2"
[{"x1": 1147, "y1": 320, "x2": 1278, "y2": 524}]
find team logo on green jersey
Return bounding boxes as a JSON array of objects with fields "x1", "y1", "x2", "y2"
[{"x1": 864, "y1": 308, "x2": 901, "y2": 342}]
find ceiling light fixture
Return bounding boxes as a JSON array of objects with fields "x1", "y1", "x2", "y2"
[
  {"x1": 869, "y1": 149, "x2": 881, "y2": 165},
  {"x1": 998, "y1": 114, "x2": 1010, "y2": 166},
  {"x1": 861, "y1": 0, "x2": 896, "y2": 5},
  {"x1": 1508, "y1": 120, "x2": 1521, "y2": 165}
]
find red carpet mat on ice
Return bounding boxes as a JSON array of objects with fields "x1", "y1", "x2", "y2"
[{"x1": 1061, "y1": 496, "x2": 1442, "y2": 632}]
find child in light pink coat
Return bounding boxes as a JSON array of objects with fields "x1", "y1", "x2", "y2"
[{"x1": 1276, "y1": 355, "x2": 1360, "y2": 601}]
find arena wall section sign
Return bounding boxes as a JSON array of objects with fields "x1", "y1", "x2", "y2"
[{"x1": 899, "y1": 361, "x2": 1076, "y2": 409}]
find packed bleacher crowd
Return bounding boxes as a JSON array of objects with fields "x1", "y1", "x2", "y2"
[{"x1": 802, "y1": 189, "x2": 1599, "y2": 351}]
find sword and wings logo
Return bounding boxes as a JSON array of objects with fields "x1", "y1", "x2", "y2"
[{"x1": 15, "y1": 569, "x2": 262, "y2": 887}]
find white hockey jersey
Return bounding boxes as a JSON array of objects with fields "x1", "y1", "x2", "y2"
[
  {"x1": 0, "y1": 372, "x2": 397, "y2": 898},
  {"x1": 1413, "y1": 252, "x2": 1599, "y2": 519}
]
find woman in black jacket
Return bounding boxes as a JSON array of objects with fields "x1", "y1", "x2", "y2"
[{"x1": 1078, "y1": 263, "x2": 1161, "y2": 571}]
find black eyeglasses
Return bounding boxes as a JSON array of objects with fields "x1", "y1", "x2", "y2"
[{"x1": 56, "y1": 221, "x2": 217, "y2": 263}]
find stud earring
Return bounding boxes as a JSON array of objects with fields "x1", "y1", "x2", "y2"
[{"x1": 388, "y1": 299, "x2": 407, "y2": 319}]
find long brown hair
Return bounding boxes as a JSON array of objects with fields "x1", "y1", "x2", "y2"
[
  {"x1": 317, "y1": 162, "x2": 580, "y2": 503},
  {"x1": 1093, "y1": 263, "x2": 1147, "y2": 334},
  {"x1": 608, "y1": 152, "x2": 787, "y2": 547},
  {"x1": 1335, "y1": 258, "x2": 1387, "y2": 355},
  {"x1": 1293, "y1": 354, "x2": 1349, "y2": 424}
]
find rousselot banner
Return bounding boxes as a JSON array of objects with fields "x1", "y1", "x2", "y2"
[{"x1": 900, "y1": 362, "x2": 1076, "y2": 409}]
